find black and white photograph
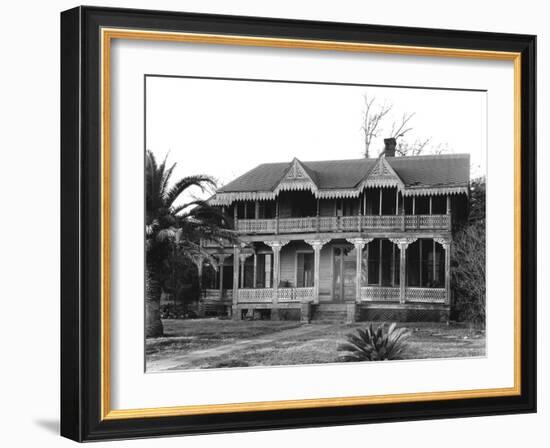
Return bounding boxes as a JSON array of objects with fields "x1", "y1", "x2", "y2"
[{"x1": 144, "y1": 76, "x2": 487, "y2": 372}]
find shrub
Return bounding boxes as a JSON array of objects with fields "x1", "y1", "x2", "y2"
[
  {"x1": 451, "y1": 177, "x2": 486, "y2": 327},
  {"x1": 338, "y1": 323, "x2": 411, "y2": 361}
]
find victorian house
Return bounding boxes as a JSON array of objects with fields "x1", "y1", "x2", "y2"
[{"x1": 200, "y1": 139, "x2": 469, "y2": 323}]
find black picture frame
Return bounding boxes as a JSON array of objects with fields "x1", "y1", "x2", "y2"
[{"x1": 61, "y1": 5, "x2": 536, "y2": 442}]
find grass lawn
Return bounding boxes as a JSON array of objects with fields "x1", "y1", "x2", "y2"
[{"x1": 146, "y1": 318, "x2": 485, "y2": 372}]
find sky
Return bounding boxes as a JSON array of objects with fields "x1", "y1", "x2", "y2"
[{"x1": 146, "y1": 76, "x2": 486, "y2": 205}]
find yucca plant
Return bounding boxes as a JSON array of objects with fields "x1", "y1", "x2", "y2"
[{"x1": 338, "y1": 323, "x2": 411, "y2": 361}]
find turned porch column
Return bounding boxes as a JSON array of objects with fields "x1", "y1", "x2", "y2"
[
  {"x1": 239, "y1": 253, "x2": 252, "y2": 288},
  {"x1": 195, "y1": 258, "x2": 204, "y2": 298},
  {"x1": 435, "y1": 238, "x2": 452, "y2": 305},
  {"x1": 253, "y1": 253, "x2": 257, "y2": 288},
  {"x1": 305, "y1": 239, "x2": 330, "y2": 304},
  {"x1": 446, "y1": 195, "x2": 452, "y2": 230},
  {"x1": 346, "y1": 238, "x2": 373, "y2": 303},
  {"x1": 232, "y1": 245, "x2": 240, "y2": 316},
  {"x1": 391, "y1": 238, "x2": 417, "y2": 304},
  {"x1": 265, "y1": 240, "x2": 289, "y2": 305},
  {"x1": 216, "y1": 254, "x2": 227, "y2": 300}
]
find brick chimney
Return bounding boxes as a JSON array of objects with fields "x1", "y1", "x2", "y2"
[{"x1": 384, "y1": 138, "x2": 396, "y2": 157}]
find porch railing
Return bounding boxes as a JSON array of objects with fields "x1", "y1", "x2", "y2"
[
  {"x1": 233, "y1": 286, "x2": 445, "y2": 304},
  {"x1": 236, "y1": 214, "x2": 449, "y2": 234},
  {"x1": 202, "y1": 289, "x2": 233, "y2": 300},
  {"x1": 237, "y1": 288, "x2": 273, "y2": 303},
  {"x1": 359, "y1": 287, "x2": 446, "y2": 303},
  {"x1": 405, "y1": 287, "x2": 445, "y2": 303},
  {"x1": 236, "y1": 287, "x2": 314, "y2": 303},
  {"x1": 278, "y1": 287, "x2": 314, "y2": 302},
  {"x1": 360, "y1": 286, "x2": 400, "y2": 302}
]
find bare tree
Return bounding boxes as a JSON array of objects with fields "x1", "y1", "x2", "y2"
[
  {"x1": 361, "y1": 95, "x2": 449, "y2": 158},
  {"x1": 389, "y1": 112, "x2": 415, "y2": 140},
  {"x1": 361, "y1": 94, "x2": 392, "y2": 158},
  {"x1": 395, "y1": 137, "x2": 431, "y2": 157}
]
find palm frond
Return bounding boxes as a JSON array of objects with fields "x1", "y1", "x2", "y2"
[
  {"x1": 160, "y1": 161, "x2": 176, "y2": 199},
  {"x1": 163, "y1": 175, "x2": 216, "y2": 208}
]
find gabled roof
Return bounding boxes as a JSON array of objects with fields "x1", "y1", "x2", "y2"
[
  {"x1": 274, "y1": 158, "x2": 319, "y2": 194},
  {"x1": 360, "y1": 156, "x2": 405, "y2": 189},
  {"x1": 213, "y1": 153, "x2": 470, "y2": 204}
]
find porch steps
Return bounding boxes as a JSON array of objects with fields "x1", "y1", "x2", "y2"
[{"x1": 311, "y1": 303, "x2": 350, "y2": 323}]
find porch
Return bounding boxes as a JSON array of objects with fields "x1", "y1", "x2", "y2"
[{"x1": 200, "y1": 236, "x2": 451, "y2": 322}]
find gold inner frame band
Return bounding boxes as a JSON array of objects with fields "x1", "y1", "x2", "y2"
[{"x1": 100, "y1": 27, "x2": 522, "y2": 421}]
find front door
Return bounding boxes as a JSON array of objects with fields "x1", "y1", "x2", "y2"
[{"x1": 333, "y1": 246, "x2": 356, "y2": 301}]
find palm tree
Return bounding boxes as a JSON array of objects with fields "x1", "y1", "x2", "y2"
[{"x1": 145, "y1": 150, "x2": 235, "y2": 337}]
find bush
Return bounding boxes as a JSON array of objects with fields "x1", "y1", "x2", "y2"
[
  {"x1": 160, "y1": 303, "x2": 198, "y2": 319},
  {"x1": 338, "y1": 323, "x2": 411, "y2": 361},
  {"x1": 451, "y1": 177, "x2": 486, "y2": 327}
]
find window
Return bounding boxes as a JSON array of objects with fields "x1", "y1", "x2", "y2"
[
  {"x1": 406, "y1": 239, "x2": 445, "y2": 288},
  {"x1": 364, "y1": 239, "x2": 399, "y2": 286}
]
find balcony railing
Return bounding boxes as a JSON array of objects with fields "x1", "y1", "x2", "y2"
[{"x1": 236, "y1": 214, "x2": 450, "y2": 234}]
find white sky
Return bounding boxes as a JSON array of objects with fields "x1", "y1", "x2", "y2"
[{"x1": 146, "y1": 76, "x2": 486, "y2": 205}]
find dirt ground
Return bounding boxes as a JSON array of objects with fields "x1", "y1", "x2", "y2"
[{"x1": 146, "y1": 318, "x2": 485, "y2": 372}]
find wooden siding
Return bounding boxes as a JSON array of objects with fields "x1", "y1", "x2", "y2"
[
  {"x1": 279, "y1": 241, "x2": 312, "y2": 287},
  {"x1": 277, "y1": 241, "x2": 337, "y2": 301}
]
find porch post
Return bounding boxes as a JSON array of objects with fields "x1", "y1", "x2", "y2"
[
  {"x1": 239, "y1": 253, "x2": 252, "y2": 288},
  {"x1": 217, "y1": 254, "x2": 226, "y2": 300},
  {"x1": 391, "y1": 238, "x2": 417, "y2": 304},
  {"x1": 305, "y1": 239, "x2": 330, "y2": 304},
  {"x1": 446, "y1": 195, "x2": 452, "y2": 230},
  {"x1": 445, "y1": 241, "x2": 451, "y2": 305},
  {"x1": 435, "y1": 238, "x2": 451, "y2": 305},
  {"x1": 395, "y1": 189, "x2": 399, "y2": 215},
  {"x1": 275, "y1": 197, "x2": 280, "y2": 235},
  {"x1": 265, "y1": 240, "x2": 289, "y2": 306},
  {"x1": 401, "y1": 192, "x2": 405, "y2": 231},
  {"x1": 240, "y1": 255, "x2": 245, "y2": 288},
  {"x1": 232, "y1": 245, "x2": 240, "y2": 319},
  {"x1": 316, "y1": 197, "x2": 320, "y2": 232},
  {"x1": 378, "y1": 240, "x2": 383, "y2": 285},
  {"x1": 253, "y1": 252, "x2": 257, "y2": 288},
  {"x1": 347, "y1": 238, "x2": 373, "y2": 303},
  {"x1": 400, "y1": 243, "x2": 406, "y2": 303},
  {"x1": 196, "y1": 258, "x2": 204, "y2": 299}
]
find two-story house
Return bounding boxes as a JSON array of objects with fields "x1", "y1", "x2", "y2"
[{"x1": 200, "y1": 138, "x2": 470, "y2": 323}]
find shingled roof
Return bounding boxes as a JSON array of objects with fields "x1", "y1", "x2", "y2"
[{"x1": 212, "y1": 154, "x2": 469, "y2": 204}]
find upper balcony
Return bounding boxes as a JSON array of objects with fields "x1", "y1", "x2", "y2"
[{"x1": 235, "y1": 214, "x2": 450, "y2": 235}]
